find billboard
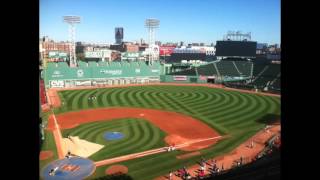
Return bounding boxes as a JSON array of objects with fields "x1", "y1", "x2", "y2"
[
  {"x1": 48, "y1": 51, "x2": 68, "y2": 58},
  {"x1": 173, "y1": 76, "x2": 187, "y2": 81},
  {"x1": 85, "y1": 50, "x2": 111, "y2": 58},
  {"x1": 145, "y1": 45, "x2": 160, "y2": 55},
  {"x1": 160, "y1": 46, "x2": 176, "y2": 56},
  {"x1": 199, "y1": 75, "x2": 207, "y2": 80},
  {"x1": 75, "y1": 80, "x2": 92, "y2": 86},
  {"x1": 50, "y1": 80, "x2": 65, "y2": 88},
  {"x1": 121, "y1": 52, "x2": 140, "y2": 58},
  {"x1": 215, "y1": 41, "x2": 257, "y2": 57}
]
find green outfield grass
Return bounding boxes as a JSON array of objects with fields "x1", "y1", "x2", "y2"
[{"x1": 40, "y1": 85, "x2": 280, "y2": 180}]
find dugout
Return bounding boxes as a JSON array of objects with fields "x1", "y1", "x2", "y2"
[{"x1": 207, "y1": 77, "x2": 215, "y2": 83}]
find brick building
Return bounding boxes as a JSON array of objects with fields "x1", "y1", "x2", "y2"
[{"x1": 40, "y1": 40, "x2": 71, "y2": 60}]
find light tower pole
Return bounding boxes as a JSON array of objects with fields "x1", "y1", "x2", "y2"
[
  {"x1": 145, "y1": 18, "x2": 160, "y2": 64},
  {"x1": 63, "y1": 16, "x2": 80, "y2": 67}
]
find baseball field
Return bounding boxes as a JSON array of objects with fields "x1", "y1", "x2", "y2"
[{"x1": 40, "y1": 85, "x2": 280, "y2": 180}]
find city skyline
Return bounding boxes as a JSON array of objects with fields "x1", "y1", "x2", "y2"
[{"x1": 40, "y1": 0, "x2": 280, "y2": 45}]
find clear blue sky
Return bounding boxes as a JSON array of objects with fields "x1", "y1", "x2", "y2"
[{"x1": 40, "y1": 0, "x2": 280, "y2": 45}]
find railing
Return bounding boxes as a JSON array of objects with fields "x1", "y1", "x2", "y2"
[
  {"x1": 214, "y1": 63, "x2": 221, "y2": 76},
  {"x1": 252, "y1": 65, "x2": 269, "y2": 83},
  {"x1": 270, "y1": 73, "x2": 281, "y2": 86},
  {"x1": 250, "y1": 63, "x2": 254, "y2": 77},
  {"x1": 232, "y1": 61, "x2": 242, "y2": 75}
]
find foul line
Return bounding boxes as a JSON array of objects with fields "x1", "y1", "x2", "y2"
[
  {"x1": 95, "y1": 136, "x2": 222, "y2": 167},
  {"x1": 51, "y1": 110, "x2": 65, "y2": 159}
]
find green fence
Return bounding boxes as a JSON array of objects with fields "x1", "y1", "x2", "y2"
[{"x1": 44, "y1": 61, "x2": 161, "y2": 87}]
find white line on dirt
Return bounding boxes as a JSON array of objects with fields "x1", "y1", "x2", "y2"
[
  {"x1": 51, "y1": 110, "x2": 65, "y2": 159},
  {"x1": 94, "y1": 136, "x2": 223, "y2": 167}
]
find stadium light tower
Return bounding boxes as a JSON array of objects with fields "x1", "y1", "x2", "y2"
[
  {"x1": 145, "y1": 18, "x2": 159, "y2": 46},
  {"x1": 224, "y1": 31, "x2": 251, "y2": 41},
  {"x1": 63, "y1": 16, "x2": 80, "y2": 67},
  {"x1": 145, "y1": 18, "x2": 160, "y2": 62}
]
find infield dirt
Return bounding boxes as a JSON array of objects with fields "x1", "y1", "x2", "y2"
[{"x1": 47, "y1": 107, "x2": 220, "y2": 152}]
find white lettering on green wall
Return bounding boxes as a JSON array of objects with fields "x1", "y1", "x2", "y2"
[{"x1": 100, "y1": 69, "x2": 122, "y2": 75}]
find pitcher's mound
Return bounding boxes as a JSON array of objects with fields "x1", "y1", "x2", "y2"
[
  {"x1": 105, "y1": 165, "x2": 128, "y2": 175},
  {"x1": 103, "y1": 132, "x2": 124, "y2": 141},
  {"x1": 40, "y1": 150, "x2": 53, "y2": 160}
]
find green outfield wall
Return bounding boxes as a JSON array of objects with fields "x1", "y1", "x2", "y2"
[
  {"x1": 44, "y1": 61, "x2": 250, "y2": 88},
  {"x1": 44, "y1": 61, "x2": 161, "y2": 88}
]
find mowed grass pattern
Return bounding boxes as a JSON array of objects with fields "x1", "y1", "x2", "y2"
[
  {"x1": 53, "y1": 86, "x2": 280, "y2": 179},
  {"x1": 62, "y1": 118, "x2": 167, "y2": 161}
]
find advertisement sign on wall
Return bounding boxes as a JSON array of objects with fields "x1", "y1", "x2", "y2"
[
  {"x1": 48, "y1": 51, "x2": 68, "y2": 58},
  {"x1": 85, "y1": 50, "x2": 111, "y2": 58},
  {"x1": 50, "y1": 80, "x2": 65, "y2": 88},
  {"x1": 48, "y1": 51, "x2": 58, "y2": 57},
  {"x1": 121, "y1": 52, "x2": 140, "y2": 58},
  {"x1": 199, "y1": 75, "x2": 207, "y2": 80},
  {"x1": 75, "y1": 80, "x2": 92, "y2": 86},
  {"x1": 173, "y1": 76, "x2": 187, "y2": 81},
  {"x1": 159, "y1": 46, "x2": 175, "y2": 56},
  {"x1": 100, "y1": 69, "x2": 122, "y2": 75}
]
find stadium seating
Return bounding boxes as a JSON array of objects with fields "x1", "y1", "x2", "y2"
[
  {"x1": 250, "y1": 63, "x2": 280, "y2": 89},
  {"x1": 223, "y1": 81, "x2": 254, "y2": 90},
  {"x1": 168, "y1": 60, "x2": 254, "y2": 77},
  {"x1": 204, "y1": 55, "x2": 216, "y2": 62},
  {"x1": 216, "y1": 62, "x2": 280, "y2": 92},
  {"x1": 252, "y1": 76, "x2": 274, "y2": 88},
  {"x1": 169, "y1": 68, "x2": 197, "y2": 76},
  {"x1": 197, "y1": 63, "x2": 218, "y2": 76},
  {"x1": 203, "y1": 149, "x2": 280, "y2": 180},
  {"x1": 269, "y1": 75, "x2": 280, "y2": 90},
  {"x1": 262, "y1": 64, "x2": 280, "y2": 77},
  {"x1": 272, "y1": 77, "x2": 280, "y2": 89},
  {"x1": 233, "y1": 61, "x2": 252, "y2": 76},
  {"x1": 215, "y1": 61, "x2": 240, "y2": 76},
  {"x1": 252, "y1": 63, "x2": 268, "y2": 77}
]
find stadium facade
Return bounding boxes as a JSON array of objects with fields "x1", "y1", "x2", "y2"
[{"x1": 42, "y1": 32, "x2": 280, "y2": 93}]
